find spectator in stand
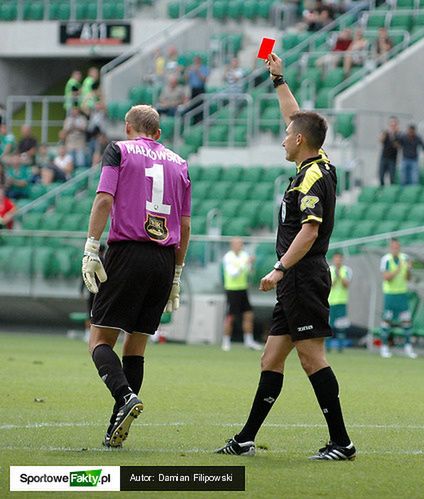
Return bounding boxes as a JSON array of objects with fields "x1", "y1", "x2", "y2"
[
  {"x1": 343, "y1": 29, "x2": 369, "y2": 76},
  {"x1": 165, "y1": 46, "x2": 182, "y2": 77},
  {"x1": 63, "y1": 106, "x2": 88, "y2": 168},
  {"x1": 35, "y1": 143, "x2": 54, "y2": 169},
  {"x1": 316, "y1": 28, "x2": 353, "y2": 71},
  {"x1": 224, "y1": 57, "x2": 245, "y2": 93},
  {"x1": 0, "y1": 159, "x2": 6, "y2": 186},
  {"x1": 87, "y1": 101, "x2": 107, "y2": 162},
  {"x1": 152, "y1": 48, "x2": 166, "y2": 85},
  {"x1": 379, "y1": 116, "x2": 401, "y2": 186},
  {"x1": 304, "y1": 0, "x2": 334, "y2": 32},
  {"x1": 374, "y1": 27, "x2": 392, "y2": 65},
  {"x1": 0, "y1": 186, "x2": 16, "y2": 229},
  {"x1": 64, "y1": 70, "x2": 82, "y2": 114},
  {"x1": 17, "y1": 125, "x2": 38, "y2": 165},
  {"x1": 185, "y1": 56, "x2": 209, "y2": 124},
  {"x1": 53, "y1": 144, "x2": 74, "y2": 180},
  {"x1": 91, "y1": 132, "x2": 109, "y2": 167},
  {"x1": 156, "y1": 75, "x2": 188, "y2": 117},
  {"x1": 4, "y1": 153, "x2": 31, "y2": 199},
  {"x1": 399, "y1": 125, "x2": 424, "y2": 185},
  {"x1": 81, "y1": 67, "x2": 100, "y2": 115},
  {"x1": 0, "y1": 123, "x2": 16, "y2": 159}
]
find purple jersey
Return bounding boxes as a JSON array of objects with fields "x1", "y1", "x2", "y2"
[{"x1": 97, "y1": 137, "x2": 191, "y2": 246}]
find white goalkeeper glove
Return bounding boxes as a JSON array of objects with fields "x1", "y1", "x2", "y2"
[
  {"x1": 82, "y1": 237, "x2": 107, "y2": 294},
  {"x1": 165, "y1": 264, "x2": 183, "y2": 312}
]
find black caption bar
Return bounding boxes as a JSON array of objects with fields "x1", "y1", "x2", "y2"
[{"x1": 120, "y1": 466, "x2": 245, "y2": 491}]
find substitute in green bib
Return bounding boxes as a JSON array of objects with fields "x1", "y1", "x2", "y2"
[
  {"x1": 64, "y1": 70, "x2": 82, "y2": 114},
  {"x1": 379, "y1": 238, "x2": 417, "y2": 359},
  {"x1": 328, "y1": 252, "x2": 352, "y2": 352},
  {"x1": 222, "y1": 238, "x2": 262, "y2": 352}
]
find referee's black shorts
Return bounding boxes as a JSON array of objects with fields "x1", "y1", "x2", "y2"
[
  {"x1": 225, "y1": 289, "x2": 252, "y2": 316},
  {"x1": 269, "y1": 256, "x2": 332, "y2": 342},
  {"x1": 91, "y1": 241, "x2": 175, "y2": 335}
]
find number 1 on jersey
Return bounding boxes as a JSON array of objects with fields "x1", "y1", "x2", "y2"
[{"x1": 146, "y1": 163, "x2": 171, "y2": 215}]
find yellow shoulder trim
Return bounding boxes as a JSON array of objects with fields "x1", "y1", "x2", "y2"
[
  {"x1": 289, "y1": 163, "x2": 323, "y2": 195},
  {"x1": 301, "y1": 215, "x2": 323, "y2": 224}
]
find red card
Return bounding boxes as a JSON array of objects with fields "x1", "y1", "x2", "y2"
[{"x1": 257, "y1": 37, "x2": 276, "y2": 59}]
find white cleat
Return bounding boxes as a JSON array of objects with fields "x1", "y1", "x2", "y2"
[
  {"x1": 244, "y1": 341, "x2": 263, "y2": 351},
  {"x1": 404, "y1": 344, "x2": 418, "y2": 359},
  {"x1": 380, "y1": 345, "x2": 392, "y2": 358}
]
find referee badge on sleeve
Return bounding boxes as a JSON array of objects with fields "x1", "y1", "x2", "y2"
[
  {"x1": 300, "y1": 195, "x2": 319, "y2": 212},
  {"x1": 145, "y1": 213, "x2": 169, "y2": 241},
  {"x1": 281, "y1": 201, "x2": 286, "y2": 223}
]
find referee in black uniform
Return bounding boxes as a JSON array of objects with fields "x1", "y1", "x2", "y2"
[{"x1": 216, "y1": 53, "x2": 355, "y2": 460}]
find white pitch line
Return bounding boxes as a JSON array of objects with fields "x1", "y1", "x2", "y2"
[
  {"x1": 2, "y1": 422, "x2": 424, "y2": 430},
  {"x1": 0, "y1": 445, "x2": 423, "y2": 456}
]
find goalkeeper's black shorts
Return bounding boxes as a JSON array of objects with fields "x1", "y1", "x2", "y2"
[
  {"x1": 269, "y1": 255, "x2": 332, "y2": 342},
  {"x1": 91, "y1": 241, "x2": 175, "y2": 335}
]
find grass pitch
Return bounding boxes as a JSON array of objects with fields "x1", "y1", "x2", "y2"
[{"x1": 0, "y1": 332, "x2": 423, "y2": 498}]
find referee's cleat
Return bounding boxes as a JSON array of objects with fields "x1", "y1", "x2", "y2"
[
  {"x1": 309, "y1": 441, "x2": 356, "y2": 461},
  {"x1": 102, "y1": 431, "x2": 122, "y2": 449},
  {"x1": 215, "y1": 437, "x2": 256, "y2": 456},
  {"x1": 108, "y1": 393, "x2": 143, "y2": 448}
]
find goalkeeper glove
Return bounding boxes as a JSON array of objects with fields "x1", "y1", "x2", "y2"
[
  {"x1": 82, "y1": 237, "x2": 107, "y2": 294},
  {"x1": 165, "y1": 264, "x2": 183, "y2": 312}
]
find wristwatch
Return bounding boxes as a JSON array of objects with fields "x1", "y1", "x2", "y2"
[{"x1": 274, "y1": 261, "x2": 288, "y2": 273}]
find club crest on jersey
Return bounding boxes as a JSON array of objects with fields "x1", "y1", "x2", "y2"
[
  {"x1": 145, "y1": 213, "x2": 169, "y2": 241},
  {"x1": 300, "y1": 195, "x2": 319, "y2": 212}
]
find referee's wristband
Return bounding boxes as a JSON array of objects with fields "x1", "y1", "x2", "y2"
[
  {"x1": 273, "y1": 75, "x2": 286, "y2": 88},
  {"x1": 274, "y1": 261, "x2": 288, "y2": 273}
]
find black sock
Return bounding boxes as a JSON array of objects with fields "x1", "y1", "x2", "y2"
[
  {"x1": 92, "y1": 344, "x2": 132, "y2": 407},
  {"x1": 308, "y1": 366, "x2": 350, "y2": 447},
  {"x1": 111, "y1": 356, "x2": 145, "y2": 420},
  {"x1": 237, "y1": 371, "x2": 284, "y2": 443}
]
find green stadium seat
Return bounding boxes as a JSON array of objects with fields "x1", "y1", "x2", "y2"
[
  {"x1": 303, "y1": 67, "x2": 322, "y2": 91},
  {"x1": 54, "y1": 248, "x2": 75, "y2": 277},
  {"x1": 188, "y1": 166, "x2": 202, "y2": 182},
  {"x1": 24, "y1": 1, "x2": 44, "y2": 20},
  {"x1": 405, "y1": 204, "x2": 424, "y2": 223},
  {"x1": 58, "y1": 3, "x2": 70, "y2": 20},
  {"x1": 196, "y1": 199, "x2": 219, "y2": 217},
  {"x1": 159, "y1": 116, "x2": 175, "y2": 142},
  {"x1": 242, "y1": 0, "x2": 258, "y2": 20},
  {"x1": 397, "y1": 185, "x2": 423, "y2": 204},
  {"x1": 9, "y1": 247, "x2": 32, "y2": 276},
  {"x1": 335, "y1": 113, "x2": 356, "y2": 139},
  {"x1": 0, "y1": 247, "x2": 14, "y2": 274},
  {"x1": 362, "y1": 202, "x2": 388, "y2": 221},
  {"x1": 241, "y1": 167, "x2": 263, "y2": 184},
  {"x1": 40, "y1": 213, "x2": 64, "y2": 231},
  {"x1": 230, "y1": 182, "x2": 252, "y2": 201},
  {"x1": 168, "y1": 2, "x2": 181, "y2": 19},
  {"x1": 102, "y1": 2, "x2": 115, "y2": 19},
  {"x1": 33, "y1": 247, "x2": 57, "y2": 278},
  {"x1": 0, "y1": 2, "x2": 17, "y2": 20},
  {"x1": 256, "y1": 202, "x2": 275, "y2": 229},
  {"x1": 376, "y1": 220, "x2": 400, "y2": 234},
  {"x1": 335, "y1": 203, "x2": 346, "y2": 220},
  {"x1": 228, "y1": 0, "x2": 243, "y2": 20},
  {"x1": 350, "y1": 220, "x2": 376, "y2": 238},
  {"x1": 345, "y1": 203, "x2": 368, "y2": 221},
  {"x1": 29, "y1": 184, "x2": 48, "y2": 200},
  {"x1": 183, "y1": 127, "x2": 203, "y2": 150},
  {"x1": 243, "y1": 200, "x2": 263, "y2": 227},
  {"x1": 315, "y1": 88, "x2": 333, "y2": 109},
  {"x1": 389, "y1": 13, "x2": 412, "y2": 30},
  {"x1": 256, "y1": 242, "x2": 275, "y2": 257},
  {"x1": 186, "y1": 241, "x2": 206, "y2": 266},
  {"x1": 74, "y1": 197, "x2": 92, "y2": 215},
  {"x1": 260, "y1": 107, "x2": 281, "y2": 135},
  {"x1": 226, "y1": 33, "x2": 243, "y2": 54},
  {"x1": 222, "y1": 216, "x2": 251, "y2": 236},
  {"x1": 412, "y1": 13, "x2": 424, "y2": 32},
  {"x1": 323, "y1": 69, "x2": 345, "y2": 89},
  {"x1": 249, "y1": 183, "x2": 273, "y2": 201},
  {"x1": 3, "y1": 236, "x2": 28, "y2": 247},
  {"x1": 22, "y1": 213, "x2": 43, "y2": 230},
  {"x1": 208, "y1": 181, "x2": 232, "y2": 200},
  {"x1": 55, "y1": 196, "x2": 75, "y2": 214},
  {"x1": 192, "y1": 181, "x2": 211, "y2": 200},
  {"x1": 367, "y1": 12, "x2": 387, "y2": 29},
  {"x1": 221, "y1": 167, "x2": 244, "y2": 183},
  {"x1": 208, "y1": 125, "x2": 229, "y2": 145},
  {"x1": 358, "y1": 185, "x2": 380, "y2": 203},
  {"x1": 76, "y1": 1, "x2": 87, "y2": 20},
  {"x1": 220, "y1": 200, "x2": 241, "y2": 218},
  {"x1": 376, "y1": 185, "x2": 401, "y2": 203},
  {"x1": 191, "y1": 216, "x2": 206, "y2": 234},
  {"x1": 62, "y1": 214, "x2": 86, "y2": 231},
  {"x1": 200, "y1": 167, "x2": 222, "y2": 182},
  {"x1": 212, "y1": 1, "x2": 227, "y2": 19},
  {"x1": 86, "y1": 2, "x2": 97, "y2": 20},
  {"x1": 396, "y1": 0, "x2": 414, "y2": 7},
  {"x1": 332, "y1": 220, "x2": 356, "y2": 239}
]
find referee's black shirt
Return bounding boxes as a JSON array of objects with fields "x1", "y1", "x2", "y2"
[{"x1": 276, "y1": 150, "x2": 336, "y2": 259}]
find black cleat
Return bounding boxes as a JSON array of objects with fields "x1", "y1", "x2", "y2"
[
  {"x1": 102, "y1": 432, "x2": 122, "y2": 449},
  {"x1": 309, "y1": 441, "x2": 356, "y2": 461},
  {"x1": 108, "y1": 393, "x2": 143, "y2": 448},
  {"x1": 215, "y1": 437, "x2": 256, "y2": 456}
]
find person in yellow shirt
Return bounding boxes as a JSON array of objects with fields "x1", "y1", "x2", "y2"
[
  {"x1": 379, "y1": 238, "x2": 417, "y2": 359},
  {"x1": 328, "y1": 252, "x2": 352, "y2": 353},
  {"x1": 222, "y1": 238, "x2": 262, "y2": 352}
]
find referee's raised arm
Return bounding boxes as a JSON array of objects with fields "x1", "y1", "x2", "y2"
[{"x1": 266, "y1": 52, "x2": 300, "y2": 127}]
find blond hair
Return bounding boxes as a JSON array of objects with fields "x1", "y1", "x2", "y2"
[{"x1": 125, "y1": 105, "x2": 160, "y2": 136}]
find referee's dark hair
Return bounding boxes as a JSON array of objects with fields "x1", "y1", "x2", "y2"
[
  {"x1": 289, "y1": 111, "x2": 328, "y2": 150},
  {"x1": 125, "y1": 105, "x2": 160, "y2": 136}
]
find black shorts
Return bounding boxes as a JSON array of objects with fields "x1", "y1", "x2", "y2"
[
  {"x1": 226, "y1": 290, "x2": 252, "y2": 315},
  {"x1": 269, "y1": 256, "x2": 332, "y2": 341},
  {"x1": 91, "y1": 241, "x2": 175, "y2": 335}
]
